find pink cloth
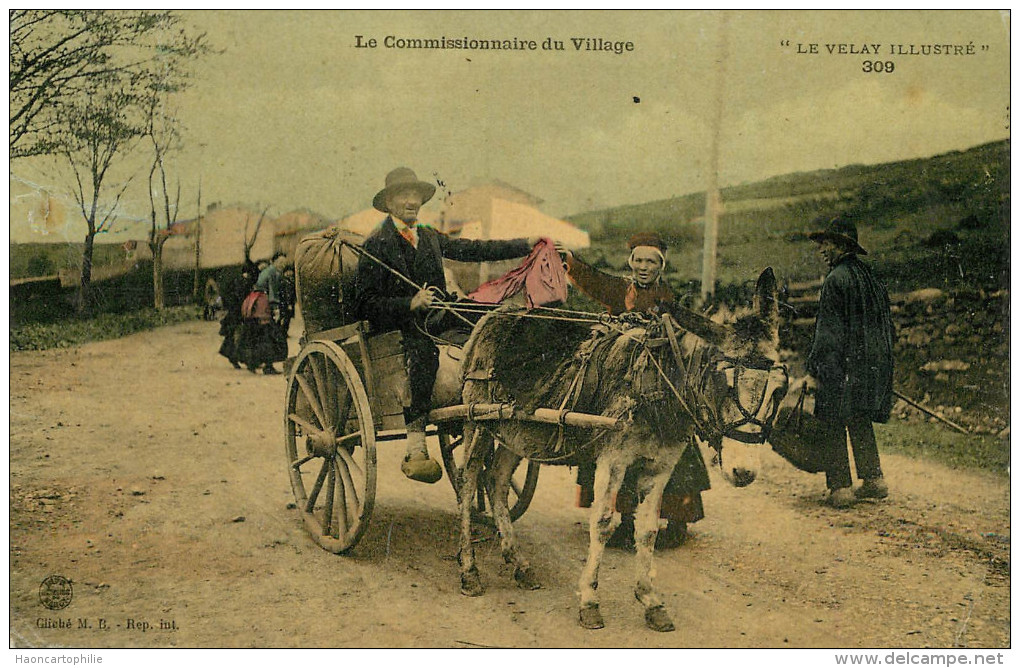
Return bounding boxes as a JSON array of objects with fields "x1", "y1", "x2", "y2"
[
  {"x1": 242, "y1": 291, "x2": 272, "y2": 324},
  {"x1": 467, "y1": 238, "x2": 568, "y2": 308}
]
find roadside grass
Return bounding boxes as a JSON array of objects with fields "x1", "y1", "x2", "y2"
[
  {"x1": 876, "y1": 420, "x2": 1010, "y2": 477},
  {"x1": 10, "y1": 305, "x2": 202, "y2": 352}
]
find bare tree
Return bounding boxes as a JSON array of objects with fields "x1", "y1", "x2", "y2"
[
  {"x1": 141, "y1": 67, "x2": 186, "y2": 310},
  {"x1": 10, "y1": 10, "x2": 184, "y2": 160},
  {"x1": 138, "y1": 28, "x2": 209, "y2": 309},
  {"x1": 143, "y1": 102, "x2": 181, "y2": 310},
  {"x1": 243, "y1": 206, "x2": 272, "y2": 266},
  {"x1": 35, "y1": 11, "x2": 211, "y2": 312},
  {"x1": 62, "y1": 74, "x2": 145, "y2": 312},
  {"x1": 137, "y1": 17, "x2": 209, "y2": 309}
]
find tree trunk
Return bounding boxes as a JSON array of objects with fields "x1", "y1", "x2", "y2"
[
  {"x1": 77, "y1": 228, "x2": 96, "y2": 314},
  {"x1": 192, "y1": 215, "x2": 201, "y2": 300},
  {"x1": 153, "y1": 235, "x2": 168, "y2": 310},
  {"x1": 193, "y1": 184, "x2": 202, "y2": 301}
]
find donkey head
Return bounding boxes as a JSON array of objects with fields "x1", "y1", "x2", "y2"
[{"x1": 664, "y1": 268, "x2": 788, "y2": 488}]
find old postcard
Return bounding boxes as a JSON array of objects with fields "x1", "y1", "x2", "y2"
[{"x1": 9, "y1": 10, "x2": 1010, "y2": 655}]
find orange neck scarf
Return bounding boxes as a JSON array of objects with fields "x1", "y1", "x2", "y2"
[
  {"x1": 394, "y1": 220, "x2": 418, "y2": 248},
  {"x1": 624, "y1": 282, "x2": 638, "y2": 311}
]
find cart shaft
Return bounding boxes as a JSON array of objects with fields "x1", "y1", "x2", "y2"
[{"x1": 427, "y1": 404, "x2": 624, "y2": 431}]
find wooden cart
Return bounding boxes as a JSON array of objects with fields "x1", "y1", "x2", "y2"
[{"x1": 284, "y1": 320, "x2": 547, "y2": 554}]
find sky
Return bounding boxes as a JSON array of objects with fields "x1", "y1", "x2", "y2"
[{"x1": 8, "y1": 9, "x2": 1011, "y2": 243}]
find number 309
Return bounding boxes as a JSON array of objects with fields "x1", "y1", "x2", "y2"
[{"x1": 862, "y1": 60, "x2": 895, "y2": 73}]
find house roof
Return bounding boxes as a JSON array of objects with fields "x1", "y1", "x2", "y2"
[
  {"x1": 339, "y1": 207, "x2": 441, "y2": 237},
  {"x1": 457, "y1": 198, "x2": 589, "y2": 249},
  {"x1": 274, "y1": 208, "x2": 332, "y2": 236},
  {"x1": 472, "y1": 179, "x2": 544, "y2": 206}
]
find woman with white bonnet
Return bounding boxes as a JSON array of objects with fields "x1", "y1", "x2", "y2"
[{"x1": 563, "y1": 231, "x2": 711, "y2": 550}]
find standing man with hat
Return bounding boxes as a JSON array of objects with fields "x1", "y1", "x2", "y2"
[
  {"x1": 354, "y1": 167, "x2": 542, "y2": 483},
  {"x1": 563, "y1": 231, "x2": 710, "y2": 549},
  {"x1": 806, "y1": 214, "x2": 895, "y2": 508}
]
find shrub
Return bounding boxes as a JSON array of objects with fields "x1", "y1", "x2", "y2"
[
  {"x1": 10, "y1": 305, "x2": 201, "y2": 351},
  {"x1": 924, "y1": 229, "x2": 962, "y2": 248},
  {"x1": 25, "y1": 253, "x2": 54, "y2": 277}
]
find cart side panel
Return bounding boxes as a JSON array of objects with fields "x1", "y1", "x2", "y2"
[{"x1": 342, "y1": 329, "x2": 409, "y2": 433}]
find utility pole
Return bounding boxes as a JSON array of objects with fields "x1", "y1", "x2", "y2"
[{"x1": 700, "y1": 12, "x2": 729, "y2": 305}]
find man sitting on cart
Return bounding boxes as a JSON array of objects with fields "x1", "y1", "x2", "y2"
[{"x1": 354, "y1": 167, "x2": 544, "y2": 484}]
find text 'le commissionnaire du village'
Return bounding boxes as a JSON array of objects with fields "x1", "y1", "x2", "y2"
[{"x1": 355, "y1": 35, "x2": 636, "y2": 54}]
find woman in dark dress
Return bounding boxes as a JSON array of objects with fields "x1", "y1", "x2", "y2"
[
  {"x1": 218, "y1": 261, "x2": 258, "y2": 369},
  {"x1": 564, "y1": 232, "x2": 711, "y2": 549},
  {"x1": 237, "y1": 252, "x2": 290, "y2": 375}
]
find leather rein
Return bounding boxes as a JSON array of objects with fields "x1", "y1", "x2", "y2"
[{"x1": 652, "y1": 314, "x2": 787, "y2": 449}]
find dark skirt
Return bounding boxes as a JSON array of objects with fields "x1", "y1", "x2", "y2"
[
  {"x1": 237, "y1": 319, "x2": 288, "y2": 369},
  {"x1": 218, "y1": 317, "x2": 242, "y2": 364},
  {"x1": 576, "y1": 440, "x2": 711, "y2": 524}
]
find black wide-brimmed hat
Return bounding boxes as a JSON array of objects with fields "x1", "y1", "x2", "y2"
[
  {"x1": 808, "y1": 215, "x2": 868, "y2": 255},
  {"x1": 372, "y1": 167, "x2": 436, "y2": 213}
]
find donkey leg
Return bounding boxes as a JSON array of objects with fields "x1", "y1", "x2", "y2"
[
  {"x1": 632, "y1": 457, "x2": 679, "y2": 632},
  {"x1": 488, "y1": 447, "x2": 540, "y2": 590},
  {"x1": 458, "y1": 426, "x2": 489, "y2": 597},
  {"x1": 578, "y1": 451, "x2": 630, "y2": 629}
]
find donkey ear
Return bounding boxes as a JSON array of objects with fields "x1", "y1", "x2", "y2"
[
  {"x1": 664, "y1": 305, "x2": 729, "y2": 346},
  {"x1": 753, "y1": 267, "x2": 779, "y2": 333}
]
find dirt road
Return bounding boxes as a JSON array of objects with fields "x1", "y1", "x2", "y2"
[{"x1": 9, "y1": 319, "x2": 1010, "y2": 648}]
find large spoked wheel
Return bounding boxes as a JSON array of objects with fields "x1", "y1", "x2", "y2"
[
  {"x1": 285, "y1": 341, "x2": 376, "y2": 553},
  {"x1": 438, "y1": 429, "x2": 540, "y2": 523}
]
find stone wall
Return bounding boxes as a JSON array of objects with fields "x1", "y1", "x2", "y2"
[{"x1": 781, "y1": 283, "x2": 1009, "y2": 435}]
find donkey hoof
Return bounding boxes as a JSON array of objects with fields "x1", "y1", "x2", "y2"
[
  {"x1": 460, "y1": 569, "x2": 485, "y2": 597},
  {"x1": 578, "y1": 605, "x2": 605, "y2": 630},
  {"x1": 644, "y1": 605, "x2": 675, "y2": 632},
  {"x1": 513, "y1": 565, "x2": 542, "y2": 590}
]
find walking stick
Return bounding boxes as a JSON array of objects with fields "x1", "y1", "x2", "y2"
[{"x1": 893, "y1": 389, "x2": 969, "y2": 434}]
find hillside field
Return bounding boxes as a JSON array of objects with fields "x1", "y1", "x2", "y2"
[{"x1": 564, "y1": 139, "x2": 1009, "y2": 444}]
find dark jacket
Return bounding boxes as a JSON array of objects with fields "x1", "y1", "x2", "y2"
[
  {"x1": 220, "y1": 266, "x2": 257, "y2": 329},
  {"x1": 254, "y1": 264, "x2": 283, "y2": 304},
  {"x1": 280, "y1": 272, "x2": 296, "y2": 317},
  {"x1": 808, "y1": 254, "x2": 895, "y2": 423},
  {"x1": 354, "y1": 217, "x2": 531, "y2": 334},
  {"x1": 565, "y1": 255, "x2": 674, "y2": 316}
]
